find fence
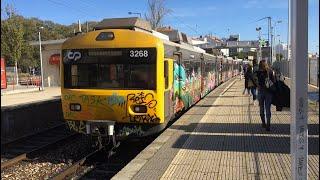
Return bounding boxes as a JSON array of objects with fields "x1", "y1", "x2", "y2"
[{"x1": 273, "y1": 57, "x2": 319, "y2": 87}]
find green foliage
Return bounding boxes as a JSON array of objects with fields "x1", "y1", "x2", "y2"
[
  {"x1": 276, "y1": 53, "x2": 283, "y2": 61},
  {"x1": 1, "y1": 4, "x2": 98, "y2": 73},
  {"x1": 234, "y1": 51, "x2": 257, "y2": 60},
  {"x1": 1, "y1": 5, "x2": 24, "y2": 66}
]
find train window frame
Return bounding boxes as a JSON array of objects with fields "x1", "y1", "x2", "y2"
[{"x1": 164, "y1": 60, "x2": 169, "y2": 89}]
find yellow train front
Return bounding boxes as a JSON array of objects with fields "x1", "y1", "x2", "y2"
[{"x1": 61, "y1": 19, "x2": 171, "y2": 139}]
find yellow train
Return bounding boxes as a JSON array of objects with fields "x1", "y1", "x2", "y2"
[{"x1": 61, "y1": 18, "x2": 239, "y2": 140}]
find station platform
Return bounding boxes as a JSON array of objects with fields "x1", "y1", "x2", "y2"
[
  {"x1": 1, "y1": 87, "x2": 61, "y2": 108},
  {"x1": 112, "y1": 78, "x2": 319, "y2": 180}
]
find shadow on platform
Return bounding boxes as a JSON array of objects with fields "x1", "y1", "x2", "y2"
[
  {"x1": 170, "y1": 123, "x2": 319, "y2": 135},
  {"x1": 171, "y1": 123, "x2": 319, "y2": 155}
]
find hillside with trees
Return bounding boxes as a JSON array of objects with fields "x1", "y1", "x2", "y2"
[
  {"x1": 1, "y1": 0, "x2": 169, "y2": 74},
  {"x1": 1, "y1": 5, "x2": 98, "y2": 73}
]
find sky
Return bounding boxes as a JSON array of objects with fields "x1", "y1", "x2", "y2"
[{"x1": 1, "y1": 0, "x2": 319, "y2": 53}]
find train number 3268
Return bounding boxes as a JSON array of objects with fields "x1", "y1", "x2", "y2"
[{"x1": 129, "y1": 50, "x2": 148, "y2": 58}]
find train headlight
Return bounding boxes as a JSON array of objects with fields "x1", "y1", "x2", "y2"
[
  {"x1": 70, "y1": 103, "x2": 81, "y2": 111},
  {"x1": 133, "y1": 105, "x2": 147, "y2": 113}
]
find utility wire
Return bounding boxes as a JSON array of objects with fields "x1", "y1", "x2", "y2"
[
  {"x1": 46, "y1": 0, "x2": 100, "y2": 20},
  {"x1": 167, "y1": 11, "x2": 200, "y2": 35}
]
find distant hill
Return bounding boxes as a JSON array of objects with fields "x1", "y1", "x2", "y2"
[{"x1": 1, "y1": 12, "x2": 99, "y2": 72}]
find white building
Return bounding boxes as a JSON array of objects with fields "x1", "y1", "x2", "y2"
[{"x1": 30, "y1": 39, "x2": 67, "y2": 87}]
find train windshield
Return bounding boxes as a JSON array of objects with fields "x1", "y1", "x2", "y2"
[{"x1": 63, "y1": 48, "x2": 156, "y2": 90}]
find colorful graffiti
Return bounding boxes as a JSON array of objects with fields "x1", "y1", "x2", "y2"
[
  {"x1": 107, "y1": 93, "x2": 126, "y2": 107},
  {"x1": 173, "y1": 63, "x2": 202, "y2": 113},
  {"x1": 203, "y1": 72, "x2": 216, "y2": 95},
  {"x1": 62, "y1": 93, "x2": 127, "y2": 120}
]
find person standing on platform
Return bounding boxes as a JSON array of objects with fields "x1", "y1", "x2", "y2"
[
  {"x1": 245, "y1": 64, "x2": 258, "y2": 104},
  {"x1": 257, "y1": 60, "x2": 275, "y2": 131},
  {"x1": 243, "y1": 64, "x2": 249, "y2": 95}
]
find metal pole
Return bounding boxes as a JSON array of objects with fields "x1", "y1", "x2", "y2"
[
  {"x1": 268, "y1": 17, "x2": 272, "y2": 65},
  {"x1": 288, "y1": 0, "x2": 291, "y2": 61},
  {"x1": 290, "y1": 0, "x2": 308, "y2": 180},
  {"x1": 39, "y1": 31, "x2": 44, "y2": 91},
  {"x1": 271, "y1": 26, "x2": 274, "y2": 64},
  {"x1": 259, "y1": 30, "x2": 262, "y2": 62}
]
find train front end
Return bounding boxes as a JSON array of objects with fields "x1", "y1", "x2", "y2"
[{"x1": 61, "y1": 29, "x2": 166, "y2": 139}]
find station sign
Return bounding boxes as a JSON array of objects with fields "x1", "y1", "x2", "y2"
[{"x1": 49, "y1": 54, "x2": 60, "y2": 65}]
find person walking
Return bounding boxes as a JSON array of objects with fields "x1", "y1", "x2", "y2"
[
  {"x1": 245, "y1": 64, "x2": 258, "y2": 104},
  {"x1": 257, "y1": 60, "x2": 275, "y2": 131}
]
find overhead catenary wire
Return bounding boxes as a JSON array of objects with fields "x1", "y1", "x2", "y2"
[
  {"x1": 167, "y1": 11, "x2": 200, "y2": 35},
  {"x1": 46, "y1": 0, "x2": 100, "y2": 21}
]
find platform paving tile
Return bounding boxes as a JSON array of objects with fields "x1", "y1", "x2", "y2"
[{"x1": 112, "y1": 78, "x2": 319, "y2": 180}]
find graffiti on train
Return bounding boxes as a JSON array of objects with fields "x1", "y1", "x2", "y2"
[
  {"x1": 124, "y1": 92, "x2": 159, "y2": 123},
  {"x1": 62, "y1": 93, "x2": 127, "y2": 119},
  {"x1": 128, "y1": 113, "x2": 160, "y2": 123},
  {"x1": 127, "y1": 92, "x2": 157, "y2": 109},
  {"x1": 107, "y1": 93, "x2": 126, "y2": 107},
  {"x1": 67, "y1": 120, "x2": 86, "y2": 134}
]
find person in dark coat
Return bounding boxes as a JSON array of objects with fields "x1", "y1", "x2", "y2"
[
  {"x1": 272, "y1": 80, "x2": 290, "y2": 111},
  {"x1": 243, "y1": 64, "x2": 250, "y2": 95},
  {"x1": 245, "y1": 64, "x2": 258, "y2": 104},
  {"x1": 257, "y1": 60, "x2": 275, "y2": 131}
]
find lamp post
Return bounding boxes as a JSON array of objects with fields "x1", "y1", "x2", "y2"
[
  {"x1": 128, "y1": 12, "x2": 141, "y2": 18},
  {"x1": 38, "y1": 26, "x2": 44, "y2": 91},
  {"x1": 272, "y1": 20, "x2": 282, "y2": 62},
  {"x1": 257, "y1": 17, "x2": 272, "y2": 64},
  {"x1": 276, "y1": 34, "x2": 281, "y2": 60},
  {"x1": 256, "y1": 27, "x2": 262, "y2": 62}
]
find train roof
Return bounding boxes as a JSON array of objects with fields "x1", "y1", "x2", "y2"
[{"x1": 94, "y1": 17, "x2": 152, "y2": 32}]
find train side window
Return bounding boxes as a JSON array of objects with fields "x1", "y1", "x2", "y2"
[{"x1": 164, "y1": 60, "x2": 169, "y2": 89}]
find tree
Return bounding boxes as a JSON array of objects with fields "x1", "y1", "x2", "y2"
[
  {"x1": 1, "y1": 5, "x2": 24, "y2": 84},
  {"x1": 276, "y1": 53, "x2": 283, "y2": 61},
  {"x1": 1, "y1": 5, "x2": 24, "y2": 66},
  {"x1": 145, "y1": 0, "x2": 171, "y2": 29},
  {"x1": 1, "y1": 3, "x2": 100, "y2": 75}
]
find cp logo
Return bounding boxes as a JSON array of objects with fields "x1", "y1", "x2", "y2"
[{"x1": 67, "y1": 51, "x2": 81, "y2": 61}]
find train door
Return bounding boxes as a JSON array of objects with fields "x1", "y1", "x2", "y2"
[
  {"x1": 173, "y1": 53, "x2": 184, "y2": 113},
  {"x1": 164, "y1": 58, "x2": 174, "y2": 121}
]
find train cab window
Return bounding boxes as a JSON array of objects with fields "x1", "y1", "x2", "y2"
[
  {"x1": 63, "y1": 48, "x2": 156, "y2": 90},
  {"x1": 128, "y1": 64, "x2": 155, "y2": 89}
]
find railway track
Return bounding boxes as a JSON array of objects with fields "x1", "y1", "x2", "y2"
[
  {"x1": 1, "y1": 124, "x2": 77, "y2": 170},
  {"x1": 49, "y1": 136, "x2": 156, "y2": 180}
]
